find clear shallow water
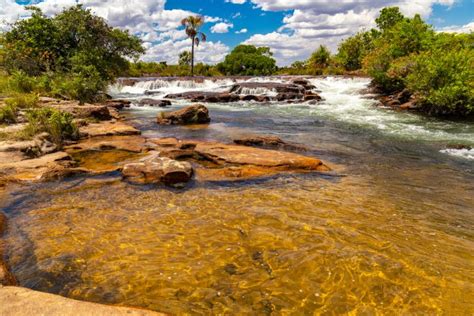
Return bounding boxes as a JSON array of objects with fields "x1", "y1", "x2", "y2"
[{"x1": 2, "y1": 77, "x2": 474, "y2": 314}]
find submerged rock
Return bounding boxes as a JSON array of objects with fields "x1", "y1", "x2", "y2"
[
  {"x1": 123, "y1": 153, "x2": 193, "y2": 186},
  {"x1": 157, "y1": 105, "x2": 210, "y2": 125},
  {"x1": 0, "y1": 212, "x2": 17, "y2": 286},
  {"x1": 233, "y1": 135, "x2": 307, "y2": 151}
]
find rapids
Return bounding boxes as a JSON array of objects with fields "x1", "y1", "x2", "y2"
[{"x1": 1, "y1": 76, "x2": 473, "y2": 314}]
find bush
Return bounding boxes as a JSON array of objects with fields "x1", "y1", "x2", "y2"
[
  {"x1": 24, "y1": 108, "x2": 79, "y2": 145},
  {"x1": 5, "y1": 93, "x2": 39, "y2": 109},
  {"x1": 0, "y1": 103, "x2": 18, "y2": 124},
  {"x1": 217, "y1": 45, "x2": 277, "y2": 76},
  {"x1": 405, "y1": 48, "x2": 474, "y2": 116},
  {"x1": 8, "y1": 71, "x2": 36, "y2": 93}
]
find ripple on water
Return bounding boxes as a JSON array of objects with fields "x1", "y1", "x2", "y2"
[{"x1": 3, "y1": 172, "x2": 474, "y2": 314}]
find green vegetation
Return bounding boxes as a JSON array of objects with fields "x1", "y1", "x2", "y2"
[
  {"x1": 217, "y1": 45, "x2": 277, "y2": 75},
  {"x1": 1, "y1": 5, "x2": 144, "y2": 102},
  {"x1": 337, "y1": 7, "x2": 473, "y2": 117},
  {"x1": 181, "y1": 16, "x2": 207, "y2": 76},
  {"x1": 24, "y1": 107, "x2": 78, "y2": 145}
]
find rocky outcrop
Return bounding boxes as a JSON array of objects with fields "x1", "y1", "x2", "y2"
[
  {"x1": 150, "y1": 138, "x2": 330, "y2": 181},
  {"x1": 138, "y1": 99, "x2": 172, "y2": 107},
  {"x1": 379, "y1": 89, "x2": 419, "y2": 111},
  {"x1": 0, "y1": 132, "x2": 57, "y2": 160},
  {"x1": 230, "y1": 82, "x2": 306, "y2": 95},
  {"x1": 65, "y1": 136, "x2": 148, "y2": 154},
  {"x1": 233, "y1": 135, "x2": 307, "y2": 151},
  {"x1": 157, "y1": 105, "x2": 210, "y2": 125},
  {"x1": 165, "y1": 91, "x2": 241, "y2": 103},
  {"x1": 123, "y1": 152, "x2": 193, "y2": 186},
  {"x1": 0, "y1": 287, "x2": 164, "y2": 316}
]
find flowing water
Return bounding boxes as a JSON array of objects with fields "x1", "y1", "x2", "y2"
[{"x1": 2, "y1": 77, "x2": 473, "y2": 315}]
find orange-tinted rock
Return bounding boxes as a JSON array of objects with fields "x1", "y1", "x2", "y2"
[
  {"x1": 123, "y1": 152, "x2": 193, "y2": 186},
  {"x1": 80, "y1": 121, "x2": 141, "y2": 138},
  {"x1": 157, "y1": 105, "x2": 210, "y2": 125},
  {"x1": 233, "y1": 135, "x2": 307, "y2": 151}
]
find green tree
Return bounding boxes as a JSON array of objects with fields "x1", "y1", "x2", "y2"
[
  {"x1": 181, "y1": 16, "x2": 207, "y2": 76},
  {"x1": 178, "y1": 51, "x2": 192, "y2": 67},
  {"x1": 217, "y1": 45, "x2": 277, "y2": 75},
  {"x1": 376, "y1": 7, "x2": 405, "y2": 31},
  {"x1": 1, "y1": 5, "x2": 144, "y2": 102},
  {"x1": 337, "y1": 31, "x2": 376, "y2": 71},
  {"x1": 309, "y1": 45, "x2": 331, "y2": 68}
]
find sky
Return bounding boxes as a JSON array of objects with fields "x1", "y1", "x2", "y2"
[{"x1": 1, "y1": 0, "x2": 473, "y2": 66}]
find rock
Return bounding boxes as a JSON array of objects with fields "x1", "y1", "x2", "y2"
[
  {"x1": 138, "y1": 99, "x2": 172, "y2": 107},
  {"x1": 103, "y1": 99, "x2": 132, "y2": 109},
  {"x1": 304, "y1": 94, "x2": 323, "y2": 102},
  {"x1": 446, "y1": 144, "x2": 472, "y2": 150},
  {"x1": 123, "y1": 153, "x2": 193, "y2": 186},
  {"x1": 50, "y1": 103, "x2": 114, "y2": 121},
  {"x1": 0, "y1": 133, "x2": 58, "y2": 159},
  {"x1": 165, "y1": 91, "x2": 240, "y2": 103},
  {"x1": 0, "y1": 287, "x2": 164, "y2": 316},
  {"x1": 233, "y1": 135, "x2": 307, "y2": 151},
  {"x1": 230, "y1": 82, "x2": 306, "y2": 95},
  {"x1": 290, "y1": 78, "x2": 316, "y2": 91},
  {"x1": 157, "y1": 105, "x2": 210, "y2": 125},
  {"x1": 150, "y1": 138, "x2": 330, "y2": 181},
  {"x1": 379, "y1": 89, "x2": 418, "y2": 111},
  {"x1": 80, "y1": 121, "x2": 141, "y2": 138},
  {"x1": 276, "y1": 93, "x2": 303, "y2": 101},
  {"x1": 64, "y1": 136, "x2": 148, "y2": 153},
  {"x1": 0, "y1": 152, "x2": 80, "y2": 183}
]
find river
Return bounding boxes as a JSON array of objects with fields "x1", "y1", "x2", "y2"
[{"x1": 2, "y1": 76, "x2": 473, "y2": 314}]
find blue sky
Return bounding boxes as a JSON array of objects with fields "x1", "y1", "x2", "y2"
[{"x1": 2, "y1": 0, "x2": 473, "y2": 65}]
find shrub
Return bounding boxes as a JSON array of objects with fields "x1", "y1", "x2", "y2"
[
  {"x1": 0, "y1": 103, "x2": 18, "y2": 124},
  {"x1": 5, "y1": 93, "x2": 39, "y2": 109},
  {"x1": 405, "y1": 47, "x2": 474, "y2": 116},
  {"x1": 24, "y1": 108, "x2": 79, "y2": 145},
  {"x1": 8, "y1": 71, "x2": 36, "y2": 93}
]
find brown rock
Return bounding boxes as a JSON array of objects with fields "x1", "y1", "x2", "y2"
[
  {"x1": 123, "y1": 153, "x2": 193, "y2": 186},
  {"x1": 304, "y1": 94, "x2": 323, "y2": 102},
  {"x1": 165, "y1": 91, "x2": 240, "y2": 103},
  {"x1": 233, "y1": 135, "x2": 307, "y2": 151},
  {"x1": 230, "y1": 82, "x2": 305, "y2": 95},
  {"x1": 65, "y1": 136, "x2": 148, "y2": 154},
  {"x1": 157, "y1": 105, "x2": 210, "y2": 125},
  {"x1": 0, "y1": 287, "x2": 164, "y2": 316},
  {"x1": 80, "y1": 121, "x2": 141, "y2": 138},
  {"x1": 138, "y1": 99, "x2": 172, "y2": 107}
]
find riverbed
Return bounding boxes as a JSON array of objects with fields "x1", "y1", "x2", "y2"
[{"x1": 1, "y1": 77, "x2": 473, "y2": 314}]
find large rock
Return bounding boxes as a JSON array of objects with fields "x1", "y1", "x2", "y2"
[
  {"x1": 157, "y1": 105, "x2": 210, "y2": 125},
  {"x1": 0, "y1": 133, "x2": 57, "y2": 159},
  {"x1": 65, "y1": 136, "x2": 148, "y2": 154},
  {"x1": 80, "y1": 121, "x2": 141, "y2": 138},
  {"x1": 123, "y1": 153, "x2": 193, "y2": 186},
  {"x1": 150, "y1": 138, "x2": 330, "y2": 181},
  {"x1": 0, "y1": 287, "x2": 164, "y2": 316}
]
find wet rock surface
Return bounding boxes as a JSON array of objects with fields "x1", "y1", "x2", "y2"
[
  {"x1": 233, "y1": 135, "x2": 308, "y2": 151},
  {"x1": 0, "y1": 212, "x2": 17, "y2": 286},
  {"x1": 138, "y1": 99, "x2": 172, "y2": 107},
  {"x1": 79, "y1": 121, "x2": 141, "y2": 138},
  {"x1": 157, "y1": 104, "x2": 211, "y2": 125}
]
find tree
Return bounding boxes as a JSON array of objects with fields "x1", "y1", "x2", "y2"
[
  {"x1": 181, "y1": 16, "x2": 207, "y2": 76},
  {"x1": 337, "y1": 31, "x2": 376, "y2": 71},
  {"x1": 217, "y1": 45, "x2": 277, "y2": 75},
  {"x1": 376, "y1": 7, "x2": 405, "y2": 32},
  {"x1": 1, "y1": 5, "x2": 144, "y2": 102},
  {"x1": 309, "y1": 45, "x2": 331, "y2": 68},
  {"x1": 178, "y1": 51, "x2": 192, "y2": 66}
]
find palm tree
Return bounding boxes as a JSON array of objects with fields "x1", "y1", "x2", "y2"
[{"x1": 181, "y1": 16, "x2": 206, "y2": 76}]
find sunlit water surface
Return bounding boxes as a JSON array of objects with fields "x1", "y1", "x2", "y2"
[{"x1": 2, "y1": 77, "x2": 473, "y2": 315}]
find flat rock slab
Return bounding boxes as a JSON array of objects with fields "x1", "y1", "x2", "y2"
[
  {"x1": 80, "y1": 121, "x2": 141, "y2": 138},
  {"x1": 0, "y1": 287, "x2": 164, "y2": 316},
  {"x1": 151, "y1": 138, "x2": 330, "y2": 181},
  {"x1": 65, "y1": 135, "x2": 148, "y2": 153},
  {"x1": 157, "y1": 105, "x2": 210, "y2": 125}
]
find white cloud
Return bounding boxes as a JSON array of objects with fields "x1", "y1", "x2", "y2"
[
  {"x1": 245, "y1": 0, "x2": 458, "y2": 65},
  {"x1": 437, "y1": 21, "x2": 474, "y2": 33},
  {"x1": 226, "y1": 0, "x2": 247, "y2": 4},
  {"x1": 236, "y1": 28, "x2": 248, "y2": 34},
  {"x1": 211, "y1": 22, "x2": 234, "y2": 33},
  {"x1": 0, "y1": 0, "x2": 230, "y2": 64}
]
